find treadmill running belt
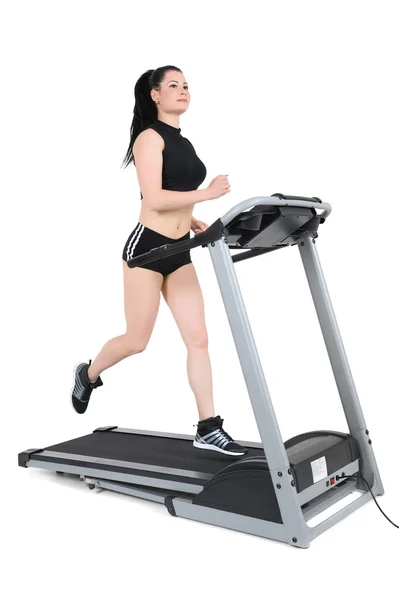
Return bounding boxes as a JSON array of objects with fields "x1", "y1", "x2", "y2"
[{"x1": 43, "y1": 430, "x2": 265, "y2": 475}]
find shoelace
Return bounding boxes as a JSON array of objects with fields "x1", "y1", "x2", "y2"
[
  {"x1": 200, "y1": 427, "x2": 235, "y2": 446},
  {"x1": 217, "y1": 428, "x2": 234, "y2": 443}
]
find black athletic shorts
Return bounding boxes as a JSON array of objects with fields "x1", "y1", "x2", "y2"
[{"x1": 122, "y1": 222, "x2": 192, "y2": 276}]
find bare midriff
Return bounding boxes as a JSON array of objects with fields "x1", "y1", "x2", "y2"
[
  {"x1": 134, "y1": 132, "x2": 194, "y2": 239},
  {"x1": 138, "y1": 200, "x2": 193, "y2": 239}
]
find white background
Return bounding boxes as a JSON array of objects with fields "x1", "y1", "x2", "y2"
[{"x1": 2, "y1": 0, "x2": 398, "y2": 597}]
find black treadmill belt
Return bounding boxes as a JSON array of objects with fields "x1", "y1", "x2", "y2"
[{"x1": 43, "y1": 431, "x2": 264, "y2": 475}]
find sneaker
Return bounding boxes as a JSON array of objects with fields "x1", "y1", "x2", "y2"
[
  {"x1": 193, "y1": 415, "x2": 248, "y2": 456},
  {"x1": 71, "y1": 360, "x2": 103, "y2": 414}
]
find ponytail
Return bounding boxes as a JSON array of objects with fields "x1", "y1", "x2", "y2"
[{"x1": 121, "y1": 65, "x2": 183, "y2": 169}]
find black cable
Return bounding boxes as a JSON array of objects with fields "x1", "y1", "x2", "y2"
[{"x1": 336, "y1": 474, "x2": 399, "y2": 529}]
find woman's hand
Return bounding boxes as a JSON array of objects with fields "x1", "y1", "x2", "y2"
[
  {"x1": 191, "y1": 216, "x2": 209, "y2": 235},
  {"x1": 206, "y1": 174, "x2": 230, "y2": 200}
]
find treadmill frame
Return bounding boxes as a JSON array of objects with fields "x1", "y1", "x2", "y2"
[
  {"x1": 194, "y1": 196, "x2": 383, "y2": 546},
  {"x1": 20, "y1": 196, "x2": 384, "y2": 548}
]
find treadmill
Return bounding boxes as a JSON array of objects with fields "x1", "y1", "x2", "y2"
[{"x1": 18, "y1": 193, "x2": 384, "y2": 548}]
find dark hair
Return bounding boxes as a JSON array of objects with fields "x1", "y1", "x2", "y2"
[{"x1": 121, "y1": 65, "x2": 183, "y2": 169}]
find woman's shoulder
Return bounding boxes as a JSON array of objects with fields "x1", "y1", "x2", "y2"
[{"x1": 134, "y1": 125, "x2": 165, "y2": 151}]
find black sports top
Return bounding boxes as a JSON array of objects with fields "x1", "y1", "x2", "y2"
[{"x1": 136, "y1": 119, "x2": 207, "y2": 200}]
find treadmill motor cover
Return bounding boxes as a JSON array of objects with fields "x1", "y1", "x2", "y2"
[{"x1": 192, "y1": 431, "x2": 360, "y2": 523}]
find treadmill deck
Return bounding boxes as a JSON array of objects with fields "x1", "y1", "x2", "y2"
[{"x1": 24, "y1": 428, "x2": 265, "y2": 485}]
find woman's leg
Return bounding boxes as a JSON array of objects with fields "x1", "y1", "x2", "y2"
[
  {"x1": 87, "y1": 261, "x2": 164, "y2": 381},
  {"x1": 161, "y1": 263, "x2": 215, "y2": 421}
]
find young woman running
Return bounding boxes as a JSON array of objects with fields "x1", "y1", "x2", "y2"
[{"x1": 71, "y1": 65, "x2": 247, "y2": 456}]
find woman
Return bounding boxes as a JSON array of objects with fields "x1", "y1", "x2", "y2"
[{"x1": 71, "y1": 65, "x2": 247, "y2": 457}]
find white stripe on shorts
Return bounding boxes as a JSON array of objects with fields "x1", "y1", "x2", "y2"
[{"x1": 126, "y1": 224, "x2": 145, "y2": 260}]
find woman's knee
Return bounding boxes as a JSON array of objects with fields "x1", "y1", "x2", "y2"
[
  {"x1": 124, "y1": 333, "x2": 148, "y2": 355},
  {"x1": 186, "y1": 331, "x2": 209, "y2": 349}
]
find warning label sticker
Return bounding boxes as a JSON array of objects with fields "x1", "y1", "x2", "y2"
[{"x1": 311, "y1": 456, "x2": 328, "y2": 483}]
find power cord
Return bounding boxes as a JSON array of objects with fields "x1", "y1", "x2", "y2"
[{"x1": 336, "y1": 473, "x2": 399, "y2": 529}]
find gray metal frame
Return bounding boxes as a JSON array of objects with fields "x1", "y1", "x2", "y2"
[
  {"x1": 21, "y1": 196, "x2": 384, "y2": 548},
  {"x1": 188, "y1": 195, "x2": 383, "y2": 547}
]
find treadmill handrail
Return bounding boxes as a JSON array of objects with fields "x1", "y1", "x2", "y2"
[
  {"x1": 220, "y1": 195, "x2": 332, "y2": 226},
  {"x1": 127, "y1": 228, "x2": 210, "y2": 268},
  {"x1": 127, "y1": 194, "x2": 332, "y2": 269}
]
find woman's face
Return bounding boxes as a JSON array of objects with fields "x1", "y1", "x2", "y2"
[{"x1": 154, "y1": 72, "x2": 190, "y2": 114}]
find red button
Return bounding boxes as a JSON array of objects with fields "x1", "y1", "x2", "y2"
[{"x1": 330, "y1": 477, "x2": 335, "y2": 485}]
